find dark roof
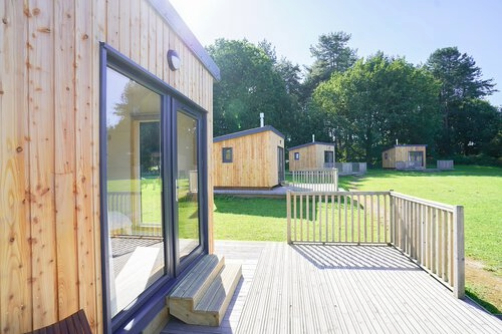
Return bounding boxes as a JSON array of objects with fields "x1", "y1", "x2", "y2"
[
  {"x1": 213, "y1": 125, "x2": 285, "y2": 143},
  {"x1": 148, "y1": 0, "x2": 221, "y2": 81},
  {"x1": 382, "y1": 144, "x2": 427, "y2": 152},
  {"x1": 288, "y1": 141, "x2": 335, "y2": 151}
]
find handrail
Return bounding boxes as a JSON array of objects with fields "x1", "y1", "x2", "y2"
[
  {"x1": 286, "y1": 190, "x2": 465, "y2": 298},
  {"x1": 287, "y1": 191, "x2": 391, "y2": 245},
  {"x1": 390, "y1": 193, "x2": 464, "y2": 298}
]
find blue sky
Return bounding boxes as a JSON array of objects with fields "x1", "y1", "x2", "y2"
[{"x1": 170, "y1": 0, "x2": 502, "y2": 107}]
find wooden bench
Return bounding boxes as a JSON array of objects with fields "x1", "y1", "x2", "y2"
[{"x1": 25, "y1": 309, "x2": 92, "y2": 334}]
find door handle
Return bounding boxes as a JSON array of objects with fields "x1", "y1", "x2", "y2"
[{"x1": 175, "y1": 179, "x2": 179, "y2": 202}]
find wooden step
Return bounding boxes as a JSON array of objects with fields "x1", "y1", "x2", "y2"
[
  {"x1": 168, "y1": 254, "x2": 225, "y2": 311},
  {"x1": 193, "y1": 263, "x2": 242, "y2": 326},
  {"x1": 167, "y1": 255, "x2": 242, "y2": 327}
]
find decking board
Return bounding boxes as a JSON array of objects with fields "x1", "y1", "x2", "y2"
[{"x1": 162, "y1": 241, "x2": 502, "y2": 334}]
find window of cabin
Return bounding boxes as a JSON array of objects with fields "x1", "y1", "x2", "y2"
[
  {"x1": 294, "y1": 152, "x2": 300, "y2": 160},
  {"x1": 222, "y1": 147, "x2": 233, "y2": 163}
]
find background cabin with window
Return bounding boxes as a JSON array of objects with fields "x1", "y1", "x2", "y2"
[
  {"x1": 213, "y1": 126, "x2": 285, "y2": 188},
  {"x1": 382, "y1": 145, "x2": 427, "y2": 169},
  {"x1": 288, "y1": 142, "x2": 336, "y2": 171}
]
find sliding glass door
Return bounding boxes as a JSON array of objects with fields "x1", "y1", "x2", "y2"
[{"x1": 102, "y1": 53, "x2": 206, "y2": 326}]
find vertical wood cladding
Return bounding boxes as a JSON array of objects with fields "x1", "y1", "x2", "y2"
[{"x1": 0, "y1": 1, "x2": 215, "y2": 332}]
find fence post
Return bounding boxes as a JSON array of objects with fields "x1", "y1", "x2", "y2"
[
  {"x1": 389, "y1": 192, "x2": 395, "y2": 245},
  {"x1": 287, "y1": 191, "x2": 292, "y2": 244},
  {"x1": 453, "y1": 205, "x2": 465, "y2": 298}
]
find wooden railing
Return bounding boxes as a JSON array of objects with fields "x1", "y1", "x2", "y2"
[
  {"x1": 287, "y1": 191, "x2": 390, "y2": 244},
  {"x1": 286, "y1": 190, "x2": 465, "y2": 298},
  {"x1": 290, "y1": 169, "x2": 338, "y2": 191},
  {"x1": 390, "y1": 192, "x2": 464, "y2": 298}
]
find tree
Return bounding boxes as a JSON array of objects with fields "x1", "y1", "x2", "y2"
[
  {"x1": 425, "y1": 47, "x2": 497, "y2": 155},
  {"x1": 452, "y1": 99, "x2": 501, "y2": 156},
  {"x1": 314, "y1": 53, "x2": 441, "y2": 164},
  {"x1": 302, "y1": 32, "x2": 358, "y2": 99},
  {"x1": 206, "y1": 39, "x2": 297, "y2": 139}
]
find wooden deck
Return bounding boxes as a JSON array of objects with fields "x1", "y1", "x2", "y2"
[{"x1": 162, "y1": 241, "x2": 502, "y2": 334}]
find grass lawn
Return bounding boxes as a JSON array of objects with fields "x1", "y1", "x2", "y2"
[{"x1": 214, "y1": 196, "x2": 287, "y2": 241}]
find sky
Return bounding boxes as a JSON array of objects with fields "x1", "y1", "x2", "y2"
[{"x1": 169, "y1": 0, "x2": 502, "y2": 107}]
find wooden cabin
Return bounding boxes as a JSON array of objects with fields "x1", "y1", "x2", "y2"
[
  {"x1": 288, "y1": 142, "x2": 335, "y2": 171},
  {"x1": 382, "y1": 145, "x2": 427, "y2": 169},
  {"x1": 0, "y1": 1, "x2": 230, "y2": 333},
  {"x1": 213, "y1": 126, "x2": 285, "y2": 189}
]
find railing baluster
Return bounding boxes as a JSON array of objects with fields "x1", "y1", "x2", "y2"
[
  {"x1": 325, "y1": 194, "x2": 329, "y2": 243},
  {"x1": 338, "y1": 194, "x2": 342, "y2": 242},
  {"x1": 331, "y1": 194, "x2": 335, "y2": 242},
  {"x1": 306, "y1": 193, "x2": 310, "y2": 242},
  {"x1": 364, "y1": 195, "x2": 368, "y2": 243},
  {"x1": 312, "y1": 194, "x2": 316, "y2": 242},
  {"x1": 300, "y1": 193, "x2": 304, "y2": 242},
  {"x1": 357, "y1": 194, "x2": 361, "y2": 243}
]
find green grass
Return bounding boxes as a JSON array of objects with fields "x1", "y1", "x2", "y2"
[
  {"x1": 214, "y1": 196, "x2": 387, "y2": 243},
  {"x1": 214, "y1": 197, "x2": 287, "y2": 241},
  {"x1": 344, "y1": 165, "x2": 502, "y2": 275}
]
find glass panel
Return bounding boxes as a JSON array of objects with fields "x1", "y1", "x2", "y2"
[
  {"x1": 177, "y1": 111, "x2": 200, "y2": 261},
  {"x1": 106, "y1": 67, "x2": 164, "y2": 317}
]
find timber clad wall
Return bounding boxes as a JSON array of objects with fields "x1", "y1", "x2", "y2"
[
  {"x1": 213, "y1": 130, "x2": 284, "y2": 188},
  {"x1": 382, "y1": 145, "x2": 426, "y2": 169},
  {"x1": 0, "y1": 1, "x2": 215, "y2": 333},
  {"x1": 288, "y1": 143, "x2": 334, "y2": 171}
]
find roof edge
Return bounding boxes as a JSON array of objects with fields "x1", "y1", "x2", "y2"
[
  {"x1": 382, "y1": 144, "x2": 428, "y2": 152},
  {"x1": 214, "y1": 125, "x2": 285, "y2": 142},
  {"x1": 148, "y1": 0, "x2": 221, "y2": 81},
  {"x1": 288, "y1": 141, "x2": 335, "y2": 151}
]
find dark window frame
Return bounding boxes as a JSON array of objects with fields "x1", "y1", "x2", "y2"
[
  {"x1": 324, "y1": 150, "x2": 334, "y2": 163},
  {"x1": 294, "y1": 152, "x2": 300, "y2": 160},
  {"x1": 222, "y1": 147, "x2": 233, "y2": 163},
  {"x1": 99, "y1": 43, "x2": 208, "y2": 333}
]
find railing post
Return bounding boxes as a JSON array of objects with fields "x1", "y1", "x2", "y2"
[
  {"x1": 453, "y1": 205, "x2": 465, "y2": 298},
  {"x1": 390, "y1": 192, "x2": 395, "y2": 245},
  {"x1": 287, "y1": 191, "x2": 292, "y2": 244}
]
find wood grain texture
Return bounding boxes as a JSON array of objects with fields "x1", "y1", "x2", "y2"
[
  {"x1": 28, "y1": 0, "x2": 58, "y2": 328},
  {"x1": 1, "y1": 0, "x2": 216, "y2": 332},
  {"x1": 77, "y1": 0, "x2": 98, "y2": 332},
  {"x1": 0, "y1": 1, "x2": 32, "y2": 333},
  {"x1": 54, "y1": 0, "x2": 79, "y2": 319}
]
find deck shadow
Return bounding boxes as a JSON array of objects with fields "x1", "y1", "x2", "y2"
[{"x1": 291, "y1": 244, "x2": 421, "y2": 271}]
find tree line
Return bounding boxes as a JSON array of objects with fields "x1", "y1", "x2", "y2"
[{"x1": 206, "y1": 33, "x2": 501, "y2": 166}]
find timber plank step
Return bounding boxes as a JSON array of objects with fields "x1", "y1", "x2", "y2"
[{"x1": 167, "y1": 255, "x2": 242, "y2": 327}]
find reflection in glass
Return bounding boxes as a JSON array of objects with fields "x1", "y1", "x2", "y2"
[
  {"x1": 105, "y1": 67, "x2": 164, "y2": 317},
  {"x1": 177, "y1": 111, "x2": 200, "y2": 260}
]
